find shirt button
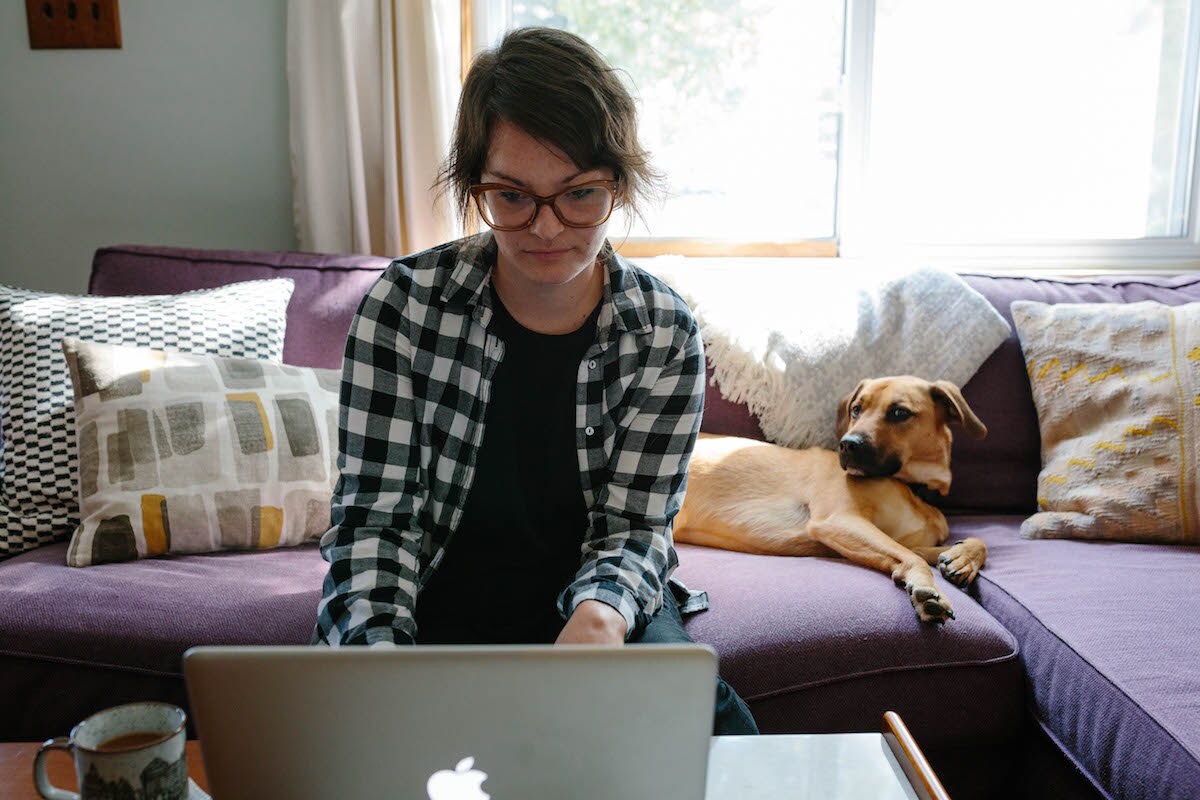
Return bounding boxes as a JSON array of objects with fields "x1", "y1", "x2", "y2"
[
  {"x1": 588, "y1": 359, "x2": 597, "y2": 369},
  {"x1": 585, "y1": 426, "x2": 595, "y2": 436}
]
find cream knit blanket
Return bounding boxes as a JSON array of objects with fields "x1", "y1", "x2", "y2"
[{"x1": 642, "y1": 259, "x2": 1011, "y2": 449}]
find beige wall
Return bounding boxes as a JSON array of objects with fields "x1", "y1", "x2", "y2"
[{"x1": 0, "y1": 1, "x2": 296, "y2": 293}]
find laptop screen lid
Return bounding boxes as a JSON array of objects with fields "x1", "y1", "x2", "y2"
[{"x1": 183, "y1": 644, "x2": 716, "y2": 800}]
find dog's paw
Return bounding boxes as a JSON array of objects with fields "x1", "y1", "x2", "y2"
[
  {"x1": 903, "y1": 584, "x2": 955, "y2": 624},
  {"x1": 892, "y1": 562, "x2": 955, "y2": 624},
  {"x1": 937, "y1": 538, "x2": 987, "y2": 587}
]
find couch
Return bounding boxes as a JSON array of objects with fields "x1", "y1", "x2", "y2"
[{"x1": 2, "y1": 244, "x2": 1198, "y2": 800}]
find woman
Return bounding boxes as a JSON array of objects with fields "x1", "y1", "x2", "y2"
[{"x1": 313, "y1": 26, "x2": 757, "y2": 735}]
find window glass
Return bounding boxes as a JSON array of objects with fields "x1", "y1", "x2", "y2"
[
  {"x1": 510, "y1": 0, "x2": 845, "y2": 241},
  {"x1": 865, "y1": 0, "x2": 1196, "y2": 242}
]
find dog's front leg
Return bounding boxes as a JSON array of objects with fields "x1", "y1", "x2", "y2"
[
  {"x1": 808, "y1": 513, "x2": 956, "y2": 624},
  {"x1": 913, "y1": 538, "x2": 988, "y2": 588}
]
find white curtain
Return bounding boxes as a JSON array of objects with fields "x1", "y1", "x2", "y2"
[{"x1": 287, "y1": 0, "x2": 460, "y2": 257}]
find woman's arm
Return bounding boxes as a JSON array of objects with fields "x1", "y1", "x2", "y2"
[
  {"x1": 313, "y1": 267, "x2": 426, "y2": 646},
  {"x1": 559, "y1": 311, "x2": 705, "y2": 640},
  {"x1": 555, "y1": 599, "x2": 627, "y2": 645}
]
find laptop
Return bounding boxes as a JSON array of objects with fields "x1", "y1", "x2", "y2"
[{"x1": 183, "y1": 644, "x2": 717, "y2": 800}]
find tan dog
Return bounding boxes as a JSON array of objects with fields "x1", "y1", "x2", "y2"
[{"x1": 675, "y1": 376, "x2": 988, "y2": 624}]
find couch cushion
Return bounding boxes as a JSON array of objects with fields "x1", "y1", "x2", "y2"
[
  {"x1": 0, "y1": 541, "x2": 326, "y2": 741},
  {"x1": 700, "y1": 364, "x2": 765, "y2": 439},
  {"x1": 956, "y1": 515, "x2": 1200, "y2": 800},
  {"x1": 674, "y1": 542, "x2": 1023, "y2": 752},
  {"x1": 2, "y1": 537, "x2": 1022, "y2": 752},
  {"x1": 89, "y1": 245, "x2": 393, "y2": 370},
  {"x1": 0, "y1": 542, "x2": 325, "y2": 676}
]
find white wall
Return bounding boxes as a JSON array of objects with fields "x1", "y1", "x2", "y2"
[{"x1": 0, "y1": 1, "x2": 296, "y2": 293}]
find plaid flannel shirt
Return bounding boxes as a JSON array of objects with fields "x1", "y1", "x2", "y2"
[{"x1": 313, "y1": 233, "x2": 707, "y2": 646}]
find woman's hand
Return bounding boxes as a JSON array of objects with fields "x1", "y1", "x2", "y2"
[{"x1": 555, "y1": 599, "x2": 626, "y2": 645}]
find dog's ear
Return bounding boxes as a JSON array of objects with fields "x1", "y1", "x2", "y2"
[
  {"x1": 836, "y1": 380, "x2": 867, "y2": 439},
  {"x1": 930, "y1": 380, "x2": 987, "y2": 439}
]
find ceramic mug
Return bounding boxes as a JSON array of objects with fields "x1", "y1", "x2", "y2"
[{"x1": 33, "y1": 701, "x2": 189, "y2": 800}]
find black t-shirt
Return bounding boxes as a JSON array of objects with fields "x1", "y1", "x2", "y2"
[{"x1": 415, "y1": 289, "x2": 601, "y2": 643}]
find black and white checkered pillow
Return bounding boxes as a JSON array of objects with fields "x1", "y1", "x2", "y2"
[{"x1": 0, "y1": 279, "x2": 294, "y2": 559}]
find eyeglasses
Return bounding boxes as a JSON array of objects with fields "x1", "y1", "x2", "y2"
[{"x1": 469, "y1": 180, "x2": 619, "y2": 231}]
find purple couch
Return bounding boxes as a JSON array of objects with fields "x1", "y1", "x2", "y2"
[{"x1": 2, "y1": 245, "x2": 1198, "y2": 800}]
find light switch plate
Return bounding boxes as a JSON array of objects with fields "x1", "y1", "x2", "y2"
[{"x1": 26, "y1": 0, "x2": 121, "y2": 49}]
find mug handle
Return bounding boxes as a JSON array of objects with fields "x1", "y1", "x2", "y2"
[{"x1": 33, "y1": 737, "x2": 80, "y2": 800}]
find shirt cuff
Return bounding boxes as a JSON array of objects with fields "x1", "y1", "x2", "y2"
[
  {"x1": 334, "y1": 619, "x2": 415, "y2": 647},
  {"x1": 563, "y1": 580, "x2": 647, "y2": 640},
  {"x1": 365, "y1": 626, "x2": 413, "y2": 646}
]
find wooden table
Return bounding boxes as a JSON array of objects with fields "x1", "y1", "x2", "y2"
[
  {"x1": 1, "y1": 740, "x2": 208, "y2": 799},
  {"x1": 3, "y1": 712, "x2": 945, "y2": 800},
  {"x1": 883, "y1": 710, "x2": 951, "y2": 800}
]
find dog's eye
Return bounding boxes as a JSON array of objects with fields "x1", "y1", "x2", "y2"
[
  {"x1": 850, "y1": 404, "x2": 862, "y2": 419},
  {"x1": 888, "y1": 407, "x2": 913, "y2": 422}
]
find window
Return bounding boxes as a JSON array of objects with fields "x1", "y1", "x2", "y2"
[
  {"x1": 860, "y1": 0, "x2": 1199, "y2": 244},
  {"x1": 467, "y1": 0, "x2": 1200, "y2": 266}
]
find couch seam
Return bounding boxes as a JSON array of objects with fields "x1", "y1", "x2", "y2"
[
  {"x1": 1027, "y1": 709, "x2": 1116, "y2": 800},
  {"x1": 89, "y1": 246, "x2": 390, "y2": 289},
  {"x1": 958, "y1": 271, "x2": 1200, "y2": 290},
  {"x1": 742, "y1": 650, "x2": 1020, "y2": 703},
  {"x1": 0, "y1": 648, "x2": 182, "y2": 679}
]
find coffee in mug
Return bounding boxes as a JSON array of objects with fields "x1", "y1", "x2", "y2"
[
  {"x1": 33, "y1": 701, "x2": 188, "y2": 800},
  {"x1": 96, "y1": 731, "x2": 172, "y2": 752}
]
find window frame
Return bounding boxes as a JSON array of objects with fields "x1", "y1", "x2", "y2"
[{"x1": 462, "y1": 0, "x2": 1200, "y2": 270}]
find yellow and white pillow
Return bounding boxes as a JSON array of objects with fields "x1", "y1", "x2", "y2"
[
  {"x1": 62, "y1": 337, "x2": 340, "y2": 566},
  {"x1": 1013, "y1": 300, "x2": 1200, "y2": 545}
]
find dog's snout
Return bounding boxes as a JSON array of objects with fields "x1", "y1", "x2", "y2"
[
  {"x1": 839, "y1": 434, "x2": 871, "y2": 472},
  {"x1": 838, "y1": 433, "x2": 900, "y2": 477},
  {"x1": 839, "y1": 434, "x2": 866, "y2": 455}
]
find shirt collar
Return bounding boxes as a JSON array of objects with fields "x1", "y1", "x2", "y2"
[
  {"x1": 598, "y1": 241, "x2": 653, "y2": 340},
  {"x1": 442, "y1": 232, "x2": 496, "y2": 311}
]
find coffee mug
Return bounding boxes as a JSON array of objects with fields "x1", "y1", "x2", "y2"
[{"x1": 34, "y1": 701, "x2": 189, "y2": 800}]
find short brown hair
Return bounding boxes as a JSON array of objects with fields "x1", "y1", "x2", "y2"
[{"x1": 437, "y1": 27, "x2": 662, "y2": 227}]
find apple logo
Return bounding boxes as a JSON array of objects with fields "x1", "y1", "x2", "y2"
[{"x1": 426, "y1": 756, "x2": 490, "y2": 800}]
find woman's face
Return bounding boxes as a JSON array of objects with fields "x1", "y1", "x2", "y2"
[{"x1": 482, "y1": 119, "x2": 614, "y2": 299}]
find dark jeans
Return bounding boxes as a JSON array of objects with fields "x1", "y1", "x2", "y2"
[
  {"x1": 632, "y1": 590, "x2": 759, "y2": 736},
  {"x1": 417, "y1": 589, "x2": 759, "y2": 735}
]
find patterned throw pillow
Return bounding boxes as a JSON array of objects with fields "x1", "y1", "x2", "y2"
[
  {"x1": 61, "y1": 338, "x2": 340, "y2": 566},
  {"x1": 0, "y1": 280, "x2": 293, "y2": 559},
  {"x1": 1013, "y1": 300, "x2": 1200, "y2": 545}
]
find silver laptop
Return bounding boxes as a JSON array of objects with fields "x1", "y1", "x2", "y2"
[{"x1": 183, "y1": 644, "x2": 717, "y2": 800}]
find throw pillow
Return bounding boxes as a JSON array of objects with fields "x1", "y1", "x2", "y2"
[
  {"x1": 1012, "y1": 299, "x2": 1200, "y2": 544},
  {"x1": 61, "y1": 338, "x2": 340, "y2": 566},
  {"x1": 0, "y1": 280, "x2": 294, "y2": 559}
]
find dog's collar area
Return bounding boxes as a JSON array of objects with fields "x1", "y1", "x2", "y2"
[{"x1": 908, "y1": 482, "x2": 944, "y2": 502}]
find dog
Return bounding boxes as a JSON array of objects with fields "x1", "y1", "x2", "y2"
[{"x1": 675, "y1": 376, "x2": 988, "y2": 624}]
